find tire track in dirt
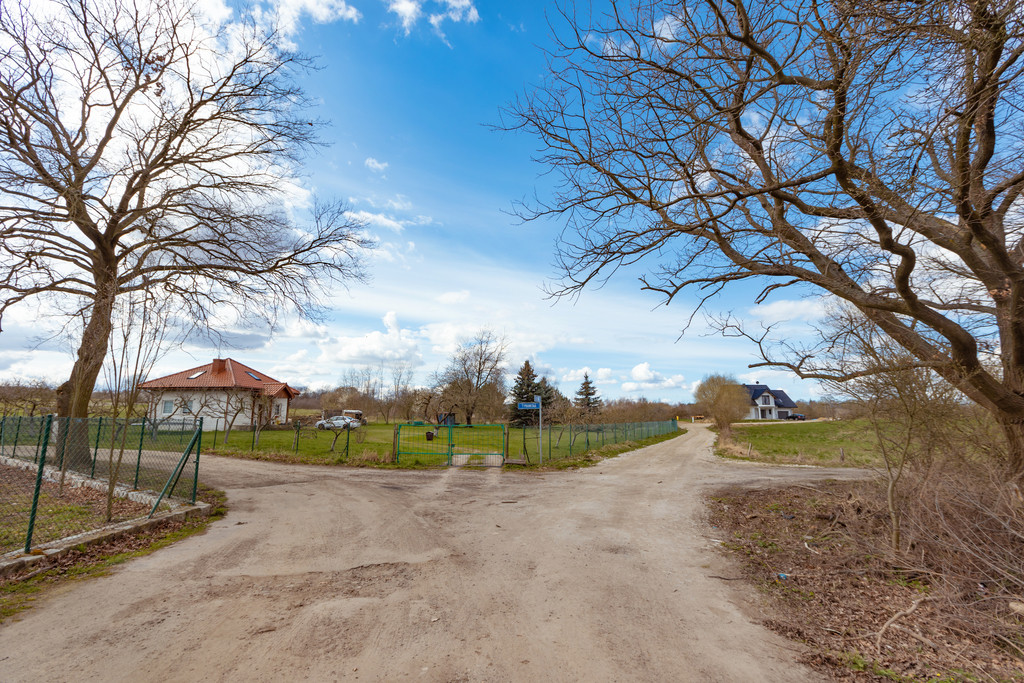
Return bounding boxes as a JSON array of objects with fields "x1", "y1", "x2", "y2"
[{"x1": 0, "y1": 425, "x2": 852, "y2": 681}]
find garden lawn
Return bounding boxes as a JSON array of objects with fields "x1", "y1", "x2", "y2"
[
  {"x1": 203, "y1": 422, "x2": 683, "y2": 468},
  {"x1": 728, "y1": 419, "x2": 879, "y2": 468},
  {"x1": 203, "y1": 423, "x2": 395, "y2": 465}
]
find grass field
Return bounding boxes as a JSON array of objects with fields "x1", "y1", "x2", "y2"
[
  {"x1": 203, "y1": 423, "x2": 394, "y2": 465},
  {"x1": 726, "y1": 419, "x2": 879, "y2": 467},
  {"x1": 204, "y1": 420, "x2": 682, "y2": 468}
]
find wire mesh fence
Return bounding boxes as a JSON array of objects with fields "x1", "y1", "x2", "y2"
[
  {"x1": 395, "y1": 424, "x2": 506, "y2": 466},
  {"x1": 394, "y1": 419, "x2": 679, "y2": 466},
  {"x1": 507, "y1": 420, "x2": 679, "y2": 463},
  {"x1": 0, "y1": 415, "x2": 201, "y2": 555}
]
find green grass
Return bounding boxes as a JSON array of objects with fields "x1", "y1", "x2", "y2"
[
  {"x1": 504, "y1": 429, "x2": 686, "y2": 470},
  {"x1": 726, "y1": 419, "x2": 879, "y2": 467},
  {"x1": 203, "y1": 421, "x2": 683, "y2": 469},
  {"x1": 204, "y1": 422, "x2": 394, "y2": 465}
]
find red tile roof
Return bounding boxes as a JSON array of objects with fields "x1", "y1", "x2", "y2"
[{"x1": 140, "y1": 358, "x2": 300, "y2": 398}]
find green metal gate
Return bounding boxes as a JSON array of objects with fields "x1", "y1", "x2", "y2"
[{"x1": 395, "y1": 423, "x2": 506, "y2": 467}]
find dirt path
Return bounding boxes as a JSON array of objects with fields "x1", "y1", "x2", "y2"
[{"x1": 0, "y1": 425, "x2": 868, "y2": 682}]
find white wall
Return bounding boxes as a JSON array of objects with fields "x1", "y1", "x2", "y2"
[{"x1": 148, "y1": 389, "x2": 291, "y2": 432}]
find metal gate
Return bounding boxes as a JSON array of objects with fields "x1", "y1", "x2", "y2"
[{"x1": 395, "y1": 423, "x2": 506, "y2": 467}]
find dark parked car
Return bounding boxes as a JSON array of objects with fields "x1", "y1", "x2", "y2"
[{"x1": 786, "y1": 413, "x2": 806, "y2": 421}]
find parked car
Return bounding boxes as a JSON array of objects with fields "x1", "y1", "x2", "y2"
[
  {"x1": 786, "y1": 413, "x2": 807, "y2": 421},
  {"x1": 342, "y1": 409, "x2": 366, "y2": 425},
  {"x1": 315, "y1": 415, "x2": 357, "y2": 430}
]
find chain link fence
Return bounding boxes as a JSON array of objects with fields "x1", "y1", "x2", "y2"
[
  {"x1": 0, "y1": 415, "x2": 201, "y2": 555},
  {"x1": 507, "y1": 420, "x2": 679, "y2": 463},
  {"x1": 395, "y1": 424, "x2": 506, "y2": 466},
  {"x1": 394, "y1": 419, "x2": 679, "y2": 466}
]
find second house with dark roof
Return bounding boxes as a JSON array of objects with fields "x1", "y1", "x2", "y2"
[{"x1": 744, "y1": 382, "x2": 798, "y2": 420}]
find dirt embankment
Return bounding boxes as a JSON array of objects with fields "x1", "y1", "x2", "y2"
[{"x1": 0, "y1": 425, "x2": 866, "y2": 681}]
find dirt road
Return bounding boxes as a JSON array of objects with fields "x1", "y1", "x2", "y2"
[{"x1": 0, "y1": 425, "x2": 867, "y2": 681}]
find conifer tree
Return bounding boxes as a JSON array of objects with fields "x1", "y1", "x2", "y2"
[
  {"x1": 509, "y1": 360, "x2": 540, "y2": 427},
  {"x1": 573, "y1": 373, "x2": 602, "y2": 417}
]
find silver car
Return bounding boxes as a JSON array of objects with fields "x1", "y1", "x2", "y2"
[{"x1": 315, "y1": 415, "x2": 357, "y2": 430}]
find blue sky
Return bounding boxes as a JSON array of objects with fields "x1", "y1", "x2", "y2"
[{"x1": 0, "y1": 0, "x2": 826, "y2": 403}]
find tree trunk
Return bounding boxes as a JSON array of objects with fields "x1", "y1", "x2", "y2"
[{"x1": 55, "y1": 291, "x2": 115, "y2": 470}]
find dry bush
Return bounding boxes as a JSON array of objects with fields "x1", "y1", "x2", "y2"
[
  {"x1": 836, "y1": 415, "x2": 1024, "y2": 663},
  {"x1": 896, "y1": 460, "x2": 1024, "y2": 658},
  {"x1": 347, "y1": 449, "x2": 393, "y2": 466}
]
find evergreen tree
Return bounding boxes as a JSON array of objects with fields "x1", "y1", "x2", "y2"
[
  {"x1": 574, "y1": 373, "x2": 602, "y2": 416},
  {"x1": 509, "y1": 360, "x2": 540, "y2": 426}
]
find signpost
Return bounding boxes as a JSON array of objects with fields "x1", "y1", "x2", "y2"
[{"x1": 517, "y1": 394, "x2": 543, "y2": 464}]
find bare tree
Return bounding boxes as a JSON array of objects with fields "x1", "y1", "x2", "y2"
[
  {"x1": 510, "y1": 0, "x2": 1024, "y2": 487},
  {"x1": 99, "y1": 290, "x2": 175, "y2": 519},
  {"x1": 0, "y1": 380, "x2": 56, "y2": 417},
  {"x1": 693, "y1": 375, "x2": 749, "y2": 440},
  {"x1": 820, "y1": 306, "x2": 965, "y2": 552},
  {"x1": 376, "y1": 361, "x2": 413, "y2": 424},
  {"x1": 0, "y1": 0, "x2": 373, "y2": 421},
  {"x1": 435, "y1": 329, "x2": 508, "y2": 425}
]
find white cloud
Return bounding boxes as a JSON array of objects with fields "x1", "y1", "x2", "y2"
[
  {"x1": 387, "y1": 0, "x2": 421, "y2": 34},
  {"x1": 386, "y1": 0, "x2": 479, "y2": 40},
  {"x1": 272, "y1": 0, "x2": 361, "y2": 36},
  {"x1": 320, "y1": 311, "x2": 423, "y2": 366},
  {"x1": 436, "y1": 290, "x2": 470, "y2": 304},
  {"x1": 747, "y1": 299, "x2": 826, "y2": 322},
  {"x1": 630, "y1": 362, "x2": 656, "y2": 381},
  {"x1": 621, "y1": 362, "x2": 685, "y2": 393},
  {"x1": 561, "y1": 366, "x2": 593, "y2": 383},
  {"x1": 365, "y1": 157, "x2": 389, "y2": 174},
  {"x1": 346, "y1": 209, "x2": 405, "y2": 233},
  {"x1": 595, "y1": 368, "x2": 614, "y2": 381}
]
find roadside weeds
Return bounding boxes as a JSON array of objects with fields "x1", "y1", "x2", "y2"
[{"x1": 706, "y1": 482, "x2": 1023, "y2": 681}]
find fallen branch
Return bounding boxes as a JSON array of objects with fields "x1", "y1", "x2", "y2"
[
  {"x1": 891, "y1": 624, "x2": 938, "y2": 649},
  {"x1": 876, "y1": 596, "x2": 933, "y2": 652}
]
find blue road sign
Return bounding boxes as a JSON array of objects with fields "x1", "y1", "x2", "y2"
[{"x1": 517, "y1": 402, "x2": 540, "y2": 410}]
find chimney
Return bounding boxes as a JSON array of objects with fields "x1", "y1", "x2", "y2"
[{"x1": 212, "y1": 358, "x2": 226, "y2": 373}]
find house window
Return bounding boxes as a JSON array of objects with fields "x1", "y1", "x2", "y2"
[
  {"x1": 761, "y1": 395, "x2": 771, "y2": 405},
  {"x1": 182, "y1": 400, "x2": 195, "y2": 414},
  {"x1": 187, "y1": 370, "x2": 206, "y2": 379},
  {"x1": 273, "y1": 403, "x2": 282, "y2": 416},
  {"x1": 162, "y1": 400, "x2": 173, "y2": 415},
  {"x1": 245, "y1": 371, "x2": 261, "y2": 381}
]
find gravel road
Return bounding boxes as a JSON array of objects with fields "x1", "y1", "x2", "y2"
[{"x1": 0, "y1": 424, "x2": 868, "y2": 681}]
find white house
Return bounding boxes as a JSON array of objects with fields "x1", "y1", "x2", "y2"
[
  {"x1": 140, "y1": 358, "x2": 300, "y2": 431},
  {"x1": 743, "y1": 383, "x2": 798, "y2": 419}
]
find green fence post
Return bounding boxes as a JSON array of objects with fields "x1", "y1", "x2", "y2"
[
  {"x1": 394, "y1": 425, "x2": 400, "y2": 464},
  {"x1": 57, "y1": 416, "x2": 72, "y2": 469},
  {"x1": 25, "y1": 415, "x2": 54, "y2": 553},
  {"x1": 133, "y1": 416, "x2": 146, "y2": 489},
  {"x1": 345, "y1": 426, "x2": 351, "y2": 459},
  {"x1": 13, "y1": 416, "x2": 22, "y2": 459},
  {"x1": 447, "y1": 424, "x2": 453, "y2": 466},
  {"x1": 0, "y1": 415, "x2": 5, "y2": 457},
  {"x1": 192, "y1": 418, "x2": 202, "y2": 504},
  {"x1": 34, "y1": 417, "x2": 45, "y2": 463},
  {"x1": 91, "y1": 416, "x2": 103, "y2": 477}
]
